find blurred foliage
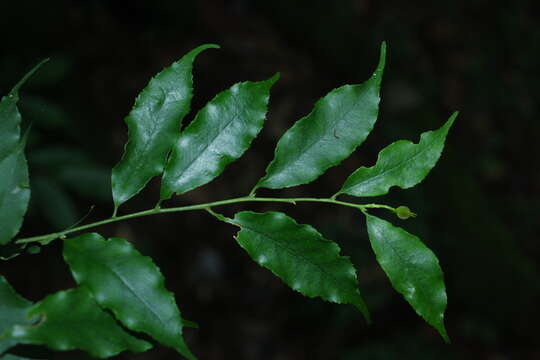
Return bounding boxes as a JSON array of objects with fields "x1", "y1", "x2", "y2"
[{"x1": 1, "y1": 0, "x2": 539, "y2": 359}]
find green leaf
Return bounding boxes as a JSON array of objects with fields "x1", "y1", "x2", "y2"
[
  {"x1": 7, "y1": 287, "x2": 152, "y2": 358},
  {"x1": 337, "y1": 113, "x2": 457, "y2": 197},
  {"x1": 160, "y1": 73, "x2": 279, "y2": 200},
  {"x1": 0, "y1": 276, "x2": 34, "y2": 355},
  {"x1": 253, "y1": 43, "x2": 386, "y2": 191},
  {"x1": 63, "y1": 233, "x2": 196, "y2": 360},
  {"x1": 0, "y1": 136, "x2": 30, "y2": 245},
  {"x1": 0, "y1": 59, "x2": 47, "y2": 162},
  {"x1": 228, "y1": 211, "x2": 370, "y2": 321},
  {"x1": 112, "y1": 44, "x2": 219, "y2": 211},
  {"x1": 365, "y1": 214, "x2": 449, "y2": 342}
]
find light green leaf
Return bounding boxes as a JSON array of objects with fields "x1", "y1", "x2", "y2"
[
  {"x1": 0, "y1": 276, "x2": 34, "y2": 355},
  {"x1": 337, "y1": 113, "x2": 457, "y2": 197},
  {"x1": 365, "y1": 214, "x2": 449, "y2": 342},
  {"x1": 160, "y1": 74, "x2": 279, "y2": 200},
  {"x1": 63, "y1": 233, "x2": 196, "y2": 360},
  {"x1": 253, "y1": 43, "x2": 386, "y2": 191},
  {"x1": 0, "y1": 59, "x2": 47, "y2": 162},
  {"x1": 228, "y1": 211, "x2": 370, "y2": 321},
  {"x1": 7, "y1": 287, "x2": 152, "y2": 358},
  {"x1": 0, "y1": 136, "x2": 30, "y2": 245},
  {"x1": 112, "y1": 44, "x2": 219, "y2": 211}
]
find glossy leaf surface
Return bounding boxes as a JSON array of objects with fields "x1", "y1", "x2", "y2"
[
  {"x1": 63, "y1": 233, "x2": 195, "y2": 360},
  {"x1": 160, "y1": 74, "x2": 278, "y2": 200},
  {"x1": 338, "y1": 113, "x2": 457, "y2": 197},
  {"x1": 365, "y1": 214, "x2": 449, "y2": 342},
  {"x1": 112, "y1": 44, "x2": 218, "y2": 210},
  {"x1": 0, "y1": 137, "x2": 30, "y2": 245},
  {"x1": 7, "y1": 287, "x2": 151, "y2": 358},
  {"x1": 0, "y1": 60, "x2": 47, "y2": 162},
  {"x1": 0, "y1": 276, "x2": 34, "y2": 354},
  {"x1": 229, "y1": 211, "x2": 370, "y2": 321},
  {"x1": 254, "y1": 43, "x2": 386, "y2": 190}
]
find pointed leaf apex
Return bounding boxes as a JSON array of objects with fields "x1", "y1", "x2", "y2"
[{"x1": 11, "y1": 58, "x2": 49, "y2": 94}]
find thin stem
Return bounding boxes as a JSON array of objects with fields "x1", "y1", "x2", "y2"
[{"x1": 16, "y1": 196, "x2": 397, "y2": 245}]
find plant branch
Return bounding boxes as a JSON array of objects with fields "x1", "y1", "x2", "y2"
[{"x1": 15, "y1": 196, "x2": 398, "y2": 245}]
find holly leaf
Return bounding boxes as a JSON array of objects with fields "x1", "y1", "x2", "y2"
[
  {"x1": 337, "y1": 113, "x2": 457, "y2": 197},
  {"x1": 365, "y1": 214, "x2": 449, "y2": 342},
  {"x1": 6, "y1": 287, "x2": 151, "y2": 358},
  {"x1": 63, "y1": 233, "x2": 196, "y2": 360},
  {"x1": 228, "y1": 211, "x2": 370, "y2": 321},
  {"x1": 253, "y1": 43, "x2": 386, "y2": 191},
  {"x1": 112, "y1": 44, "x2": 219, "y2": 211},
  {"x1": 160, "y1": 74, "x2": 278, "y2": 200}
]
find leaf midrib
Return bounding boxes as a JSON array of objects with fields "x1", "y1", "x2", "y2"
[
  {"x1": 266, "y1": 84, "x2": 373, "y2": 184},
  {"x1": 240, "y1": 223, "x2": 359, "y2": 304},
  {"x1": 344, "y1": 133, "x2": 441, "y2": 194}
]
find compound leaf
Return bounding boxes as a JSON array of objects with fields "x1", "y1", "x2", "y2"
[
  {"x1": 0, "y1": 136, "x2": 30, "y2": 245},
  {"x1": 0, "y1": 59, "x2": 47, "y2": 162},
  {"x1": 337, "y1": 113, "x2": 457, "y2": 197},
  {"x1": 160, "y1": 74, "x2": 279, "y2": 200},
  {"x1": 228, "y1": 211, "x2": 370, "y2": 321},
  {"x1": 0, "y1": 276, "x2": 34, "y2": 354},
  {"x1": 63, "y1": 233, "x2": 196, "y2": 360},
  {"x1": 253, "y1": 43, "x2": 386, "y2": 191},
  {"x1": 7, "y1": 287, "x2": 151, "y2": 358},
  {"x1": 112, "y1": 44, "x2": 218, "y2": 211},
  {"x1": 365, "y1": 214, "x2": 449, "y2": 342}
]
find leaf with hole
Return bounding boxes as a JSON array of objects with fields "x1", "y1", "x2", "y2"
[
  {"x1": 112, "y1": 44, "x2": 218, "y2": 211},
  {"x1": 337, "y1": 113, "x2": 457, "y2": 197},
  {"x1": 160, "y1": 73, "x2": 279, "y2": 200},
  {"x1": 365, "y1": 214, "x2": 449, "y2": 342},
  {"x1": 228, "y1": 211, "x2": 370, "y2": 321},
  {"x1": 253, "y1": 43, "x2": 386, "y2": 191},
  {"x1": 63, "y1": 233, "x2": 195, "y2": 360}
]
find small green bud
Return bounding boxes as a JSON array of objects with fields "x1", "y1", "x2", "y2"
[{"x1": 396, "y1": 206, "x2": 417, "y2": 220}]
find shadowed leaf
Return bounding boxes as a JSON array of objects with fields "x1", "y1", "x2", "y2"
[
  {"x1": 63, "y1": 233, "x2": 196, "y2": 360},
  {"x1": 6, "y1": 287, "x2": 151, "y2": 358}
]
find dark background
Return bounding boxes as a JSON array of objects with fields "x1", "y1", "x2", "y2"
[{"x1": 1, "y1": 1, "x2": 539, "y2": 359}]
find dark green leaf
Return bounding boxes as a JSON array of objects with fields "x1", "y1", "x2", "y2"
[
  {"x1": 6, "y1": 287, "x2": 152, "y2": 358},
  {"x1": 112, "y1": 44, "x2": 218, "y2": 211},
  {"x1": 253, "y1": 43, "x2": 386, "y2": 191},
  {"x1": 160, "y1": 74, "x2": 279, "y2": 200},
  {"x1": 0, "y1": 59, "x2": 47, "y2": 162},
  {"x1": 365, "y1": 214, "x2": 449, "y2": 342},
  {"x1": 63, "y1": 233, "x2": 196, "y2": 360},
  {"x1": 0, "y1": 276, "x2": 34, "y2": 354},
  {"x1": 338, "y1": 113, "x2": 457, "y2": 197},
  {"x1": 229, "y1": 211, "x2": 370, "y2": 321},
  {"x1": 0, "y1": 137, "x2": 30, "y2": 245}
]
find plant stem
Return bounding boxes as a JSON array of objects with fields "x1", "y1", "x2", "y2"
[{"x1": 15, "y1": 196, "x2": 397, "y2": 245}]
